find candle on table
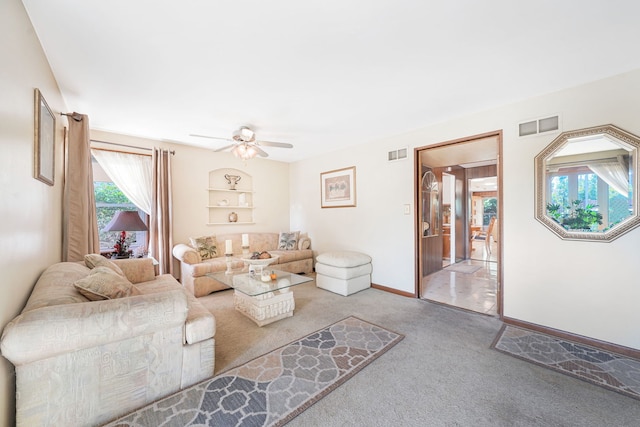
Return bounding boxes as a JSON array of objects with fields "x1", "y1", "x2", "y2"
[
  {"x1": 242, "y1": 234, "x2": 249, "y2": 247},
  {"x1": 225, "y1": 239, "x2": 232, "y2": 255}
]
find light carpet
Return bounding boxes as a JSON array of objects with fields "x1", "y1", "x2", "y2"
[
  {"x1": 444, "y1": 263, "x2": 482, "y2": 274},
  {"x1": 104, "y1": 316, "x2": 403, "y2": 427},
  {"x1": 492, "y1": 324, "x2": 640, "y2": 401}
]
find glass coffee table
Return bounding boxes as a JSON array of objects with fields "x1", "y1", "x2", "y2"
[{"x1": 207, "y1": 269, "x2": 313, "y2": 326}]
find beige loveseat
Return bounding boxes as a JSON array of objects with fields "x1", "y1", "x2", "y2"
[
  {"x1": 0, "y1": 257, "x2": 215, "y2": 427},
  {"x1": 173, "y1": 232, "x2": 313, "y2": 297}
]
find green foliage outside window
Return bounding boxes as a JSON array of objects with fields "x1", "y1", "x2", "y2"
[
  {"x1": 94, "y1": 182, "x2": 139, "y2": 249},
  {"x1": 546, "y1": 200, "x2": 603, "y2": 230},
  {"x1": 483, "y1": 198, "x2": 497, "y2": 226}
]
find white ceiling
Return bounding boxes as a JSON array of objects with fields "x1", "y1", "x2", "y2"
[{"x1": 21, "y1": 0, "x2": 640, "y2": 162}]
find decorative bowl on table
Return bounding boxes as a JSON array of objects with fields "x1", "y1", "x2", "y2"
[{"x1": 240, "y1": 253, "x2": 279, "y2": 267}]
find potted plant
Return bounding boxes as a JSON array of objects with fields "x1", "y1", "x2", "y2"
[
  {"x1": 546, "y1": 200, "x2": 603, "y2": 231},
  {"x1": 112, "y1": 230, "x2": 133, "y2": 258}
]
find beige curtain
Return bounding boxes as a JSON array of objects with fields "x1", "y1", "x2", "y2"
[
  {"x1": 63, "y1": 113, "x2": 99, "y2": 261},
  {"x1": 150, "y1": 148, "x2": 173, "y2": 274}
]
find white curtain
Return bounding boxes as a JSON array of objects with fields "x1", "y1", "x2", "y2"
[
  {"x1": 91, "y1": 149, "x2": 153, "y2": 214},
  {"x1": 588, "y1": 155, "x2": 630, "y2": 197}
]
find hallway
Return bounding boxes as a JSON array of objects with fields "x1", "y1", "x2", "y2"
[
  {"x1": 420, "y1": 258, "x2": 498, "y2": 316},
  {"x1": 417, "y1": 132, "x2": 501, "y2": 317}
]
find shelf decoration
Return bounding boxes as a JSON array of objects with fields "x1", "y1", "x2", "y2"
[
  {"x1": 224, "y1": 174, "x2": 241, "y2": 190},
  {"x1": 208, "y1": 168, "x2": 254, "y2": 225}
]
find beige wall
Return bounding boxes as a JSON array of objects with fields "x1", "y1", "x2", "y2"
[
  {"x1": 0, "y1": 2, "x2": 290, "y2": 420},
  {"x1": 0, "y1": 1, "x2": 68, "y2": 425},
  {"x1": 90, "y1": 131, "x2": 291, "y2": 275},
  {"x1": 3, "y1": 0, "x2": 640, "y2": 422},
  {"x1": 291, "y1": 68, "x2": 640, "y2": 350}
]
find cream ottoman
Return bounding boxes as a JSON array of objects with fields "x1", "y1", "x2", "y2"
[{"x1": 315, "y1": 251, "x2": 372, "y2": 296}]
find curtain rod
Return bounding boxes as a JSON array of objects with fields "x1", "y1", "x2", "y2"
[
  {"x1": 60, "y1": 112, "x2": 83, "y2": 121},
  {"x1": 90, "y1": 139, "x2": 175, "y2": 155},
  {"x1": 60, "y1": 112, "x2": 175, "y2": 154}
]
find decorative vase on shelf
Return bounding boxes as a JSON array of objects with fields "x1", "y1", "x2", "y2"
[
  {"x1": 224, "y1": 174, "x2": 241, "y2": 190},
  {"x1": 228, "y1": 212, "x2": 238, "y2": 222}
]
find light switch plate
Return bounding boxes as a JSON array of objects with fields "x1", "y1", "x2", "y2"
[{"x1": 403, "y1": 204, "x2": 410, "y2": 215}]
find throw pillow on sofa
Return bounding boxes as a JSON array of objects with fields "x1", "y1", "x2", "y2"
[
  {"x1": 74, "y1": 266, "x2": 141, "y2": 301},
  {"x1": 298, "y1": 236, "x2": 311, "y2": 250},
  {"x1": 278, "y1": 231, "x2": 299, "y2": 250},
  {"x1": 190, "y1": 235, "x2": 218, "y2": 259},
  {"x1": 84, "y1": 253, "x2": 125, "y2": 276}
]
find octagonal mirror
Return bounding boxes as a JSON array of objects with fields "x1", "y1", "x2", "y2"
[{"x1": 535, "y1": 124, "x2": 640, "y2": 241}]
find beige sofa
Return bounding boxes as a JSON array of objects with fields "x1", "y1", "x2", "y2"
[
  {"x1": 173, "y1": 232, "x2": 313, "y2": 297},
  {"x1": 0, "y1": 257, "x2": 215, "y2": 427}
]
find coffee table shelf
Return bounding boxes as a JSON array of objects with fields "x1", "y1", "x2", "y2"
[{"x1": 207, "y1": 269, "x2": 312, "y2": 326}]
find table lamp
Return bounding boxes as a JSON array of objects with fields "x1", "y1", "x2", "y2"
[{"x1": 103, "y1": 210, "x2": 148, "y2": 258}]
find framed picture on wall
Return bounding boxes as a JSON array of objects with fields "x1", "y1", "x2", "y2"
[
  {"x1": 320, "y1": 166, "x2": 356, "y2": 208},
  {"x1": 34, "y1": 88, "x2": 55, "y2": 186}
]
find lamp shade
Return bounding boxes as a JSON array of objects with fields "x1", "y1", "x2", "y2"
[{"x1": 103, "y1": 211, "x2": 148, "y2": 232}]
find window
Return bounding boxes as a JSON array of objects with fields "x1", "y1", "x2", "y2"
[
  {"x1": 548, "y1": 168, "x2": 631, "y2": 231},
  {"x1": 93, "y1": 155, "x2": 148, "y2": 255},
  {"x1": 482, "y1": 197, "x2": 497, "y2": 226}
]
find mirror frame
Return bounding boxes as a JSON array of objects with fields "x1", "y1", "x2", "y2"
[{"x1": 534, "y1": 124, "x2": 640, "y2": 242}]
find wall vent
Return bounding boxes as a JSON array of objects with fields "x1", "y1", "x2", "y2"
[
  {"x1": 518, "y1": 115, "x2": 560, "y2": 137},
  {"x1": 388, "y1": 147, "x2": 408, "y2": 161}
]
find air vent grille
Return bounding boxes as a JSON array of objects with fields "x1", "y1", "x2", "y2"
[
  {"x1": 388, "y1": 147, "x2": 408, "y2": 161},
  {"x1": 518, "y1": 115, "x2": 560, "y2": 137}
]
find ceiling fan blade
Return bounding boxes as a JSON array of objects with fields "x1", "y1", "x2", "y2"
[
  {"x1": 189, "y1": 133, "x2": 231, "y2": 142},
  {"x1": 253, "y1": 145, "x2": 269, "y2": 157},
  {"x1": 213, "y1": 143, "x2": 237, "y2": 152},
  {"x1": 257, "y1": 140, "x2": 294, "y2": 149}
]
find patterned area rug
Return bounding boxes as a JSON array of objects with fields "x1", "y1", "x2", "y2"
[
  {"x1": 492, "y1": 325, "x2": 640, "y2": 400},
  {"x1": 105, "y1": 316, "x2": 403, "y2": 427}
]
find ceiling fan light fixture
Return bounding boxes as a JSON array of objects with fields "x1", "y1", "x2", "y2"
[
  {"x1": 193, "y1": 126, "x2": 291, "y2": 158},
  {"x1": 232, "y1": 143, "x2": 258, "y2": 160},
  {"x1": 245, "y1": 145, "x2": 257, "y2": 158}
]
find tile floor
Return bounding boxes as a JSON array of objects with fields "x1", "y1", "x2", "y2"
[
  {"x1": 420, "y1": 257, "x2": 498, "y2": 316},
  {"x1": 469, "y1": 236, "x2": 498, "y2": 262}
]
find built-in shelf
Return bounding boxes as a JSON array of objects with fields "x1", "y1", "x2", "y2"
[
  {"x1": 206, "y1": 205, "x2": 253, "y2": 209},
  {"x1": 207, "y1": 188, "x2": 255, "y2": 193},
  {"x1": 208, "y1": 168, "x2": 254, "y2": 225},
  {"x1": 206, "y1": 222, "x2": 255, "y2": 226}
]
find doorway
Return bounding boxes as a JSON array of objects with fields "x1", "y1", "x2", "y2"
[
  {"x1": 469, "y1": 177, "x2": 498, "y2": 261},
  {"x1": 416, "y1": 131, "x2": 503, "y2": 317}
]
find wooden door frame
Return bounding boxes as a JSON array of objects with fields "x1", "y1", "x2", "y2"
[{"x1": 414, "y1": 130, "x2": 504, "y2": 318}]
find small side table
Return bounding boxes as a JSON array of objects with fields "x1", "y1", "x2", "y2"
[{"x1": 147, "y1": 256, "x2": 160, "y2": 275}]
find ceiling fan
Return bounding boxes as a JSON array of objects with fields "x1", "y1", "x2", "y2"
[{"x1": 190, "y1": 126, "x2": 293, "y2": 160}]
